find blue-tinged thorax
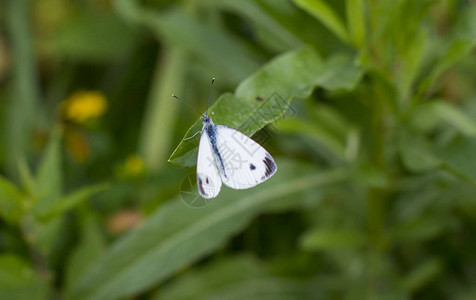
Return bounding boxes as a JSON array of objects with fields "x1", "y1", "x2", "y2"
[
  {"x1": 202, "y1": 115, "x2": 226, "y2": 176},
  {"x1": 202, "y1": 115, "x2": 216, "y2": 143}
]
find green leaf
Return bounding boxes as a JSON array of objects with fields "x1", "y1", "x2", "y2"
[
  {"x1": 0, "y1": 254, "x2": 48, "y2": 300},
  {"x1": 33, "y1": 184, "x2": 108, "y2": 220},
  {"x1": 399, "y1": 125, "x2": 476, "y2": 185},
  {"x1": 138, "y1": 48, "x2": 188, "y2": 171},
  {"x1": 67, "y1": 160, "x2": 348, "y2": 300},
  {"x1": 400, "y1": 100, "x2": 476, "y2": 178},
  {"x1": 293, "y1": 0, "x2": 349, "y2": 43},
  {"x1": 277, "y1": 118, "x2": 346, "y2": 159},
  {"x1": 391, "y1": 214, "x2": 455, "y2": 243},
  {"x1": 403, "y1": 258, "x2": 443, "y2": 292},
  {"x1": 346, "y1": 0, "x2": 365, "y2": 48},
  {"x1": 17, "y1": 158, "x2": 35, "y2": 195},
  {"x1": 256, "y1": 0, "x2": 342, "y2": 55},
  {"x1": 300, "y1": 228, "x2": 365, "y2": 251},
  {"x1": 408, "y1": 101, "x2": 476, "y2": 136},
  {"x1": 399, "y1": 29, "x2": 428, "y2": 102},
  {"x1": 398, "y1": 128, "x2": 441, "y2": 172},
  {"x1": 30, "y1": 216, "x2": 65, "y2": 256},
  {"x1": 217, "y1": 0, "x2": 304, "y2": 52},
  {"x1": 4, "y1": 0, "x2": 42, "y2": 176},
  {"x1": 277, "y1": 102, "x2": 353, "y2": 160},
  {"x1": 0, "y1": 176, "x2": 23, "y2": 224},
  {"x1": 417, "y1": 38, "x2": 476, "y2": 98},
  {"x1": 35, "y1": 126, "x2": 62, "y2": 205},
  {"x1": 157, "y1": 255, "x2": 269, "y2": 300},
  {"x1": 180, "y1": 278, "x2": 310, "y2": 300},
  {"x1": 155, "y1": 9, "x2": 262, "y2": 84},
  {"x1": 48, "y1": 11, "x2": 140, "y2": 61},
  {"x1": 438, "y1": 136, "x2": 476, "y2": 185},
  {"x1": 169, "y1": 48, "x2": 363, "y2": 167},
  {"x1": 65, "y1": 214, "x2": 105, "y2": 292},
  {"x1": 114, "y1": 0, "x2": 262, "y2": 85}
]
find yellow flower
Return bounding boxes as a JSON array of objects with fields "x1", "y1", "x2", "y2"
[
  {"x1": 124, "y1": 154, "x2": 145, "y2": 176},
  {"x1": 62, "y1": 91, "x2": 107, "y2": 123}
]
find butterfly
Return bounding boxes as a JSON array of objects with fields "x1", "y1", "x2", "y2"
[{"x1": 173, "y1": 78, "x2": 277, "y2": 199}]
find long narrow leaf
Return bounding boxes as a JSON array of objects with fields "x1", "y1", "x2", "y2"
[
  {"x1": 0, "y1": 176, "x2": 23, "y2": 224},
  {"x1": 293, "y1": 0, "x2": 349, "y2": 43},
  {"x1": 68, "y1": 160, "x2": 348, "y2": 300}
]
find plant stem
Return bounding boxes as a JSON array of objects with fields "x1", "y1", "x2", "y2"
[{"x1": 5, "y1": 0, "x2": 42, "y2": 178}]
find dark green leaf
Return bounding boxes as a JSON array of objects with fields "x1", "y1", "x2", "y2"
[
  {"x1": 417, "y1": 24, "x2": 476, "y2": 98},
  {"x1": 217, "y1": 0, "x2": 303, "y2": 52},
  {"x1": 346, "y1": 0, "x2": 365, "y2": 48},
  {"x1": 403, "y1": 258, "x2": 443, "y2": 292},
  {"x1": 277, "y1": 118, "x2": 346, "y2": 159},
  {"x1": 157, "y1": 255, "x2": 269, "y2": 300},
  {"x1": 0, "y1": 254, "x2": 48, "y2": 300},
  {"x1": 0, "y1": 176, "x2": 23, "y2": 224},
  {"x1": 293, "y1": 0, "x2": 349, "y2": 44},
  {"x1": 439, "y1": 136, "x2": 476, "y2": 185},
  {"x1": 407, "y1": 101, "x2": 476, "y2": 135},
  {"x1": 67, "y1": 160, "x2": 348, "y2": 300},
  {"x1": 154, "y1": 10, "x2": 262, "y2": 84},
  {"x1": 391, "y1": 214, "x2": 456, "y2": 243},
  {"x1": 398, "y1": 128, "x2": 441, "y2": 172},
  {"x1": 30, "y1": 216, "x2": 65, "y2": 256},
  {"x1": 300, "y1": 228, "x2": 365, "y2": 251},
  {"x1": 35, "y1": 126, "x2": 62, "y2": 206},
  {"x1": 17, "y1": 158, "x2": 35, "y2": 195},
  {"x1": 65, "y1": 214, "x2": 105, "y2": 292},
  {"x1": 184, "y1": 278, "x2": 311, "y2": 300},
  {"x1": 33, "y1": 184, "x2": 108, "y2": 220},
  {"x1": 114, "y1": 0, "x2": 263, "y2": 85},
  {"x1": 138, "y1": 48, "x2": 188, "y2": 170},
  {"x1": 48, "y1": 11, "x2": 140, "y2": 61}
]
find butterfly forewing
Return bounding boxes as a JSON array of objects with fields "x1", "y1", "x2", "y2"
[
  {"x1": 196, "y1": 132, "x2": 222, "y2": 198},
  {"x1": 214, "y1": 125, "x2": 277, "y2": 189}
]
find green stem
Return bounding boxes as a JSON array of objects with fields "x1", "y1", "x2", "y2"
[
  {"x1": 5, "y1": 0, "x2": 42, "y2": 178},
  {"x1": 368, "y1": 77, "x2": 388, "y2": 241},
  {"x1": 366, "y1": 74, "x2": 390, "y2": 295},
  {"x1": 137, "y1": 48, "x2": 187, "y2": 170},
  {"x1": 20, "y1": 215, "x2": 52, "y2": 289}
]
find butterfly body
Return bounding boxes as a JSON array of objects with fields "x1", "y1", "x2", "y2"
[{"x1": 201, "y1": 116, "x2": 226, "y2": 177}]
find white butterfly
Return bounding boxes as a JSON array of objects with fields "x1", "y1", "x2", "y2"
[{"x1": 173, "y1": 78, "x2": 277, "y2": 199}]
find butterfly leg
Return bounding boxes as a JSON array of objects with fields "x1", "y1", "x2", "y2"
[{"x1": 182, "y1": 131, "x2": 202, "y2": 141}]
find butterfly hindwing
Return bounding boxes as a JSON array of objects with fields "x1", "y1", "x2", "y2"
[
  {"x1": 214, "y1": 125, "x2": 277, "y2": 189},
  {"x1": 196, "y1": 131, "x2": 222, "y2": 199}
]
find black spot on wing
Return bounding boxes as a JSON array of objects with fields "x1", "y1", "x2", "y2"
[
  {"x1": 263, "y1": 155, "x2": 276, "y2": 178},
  {"x1": 250, "y1": 163, "x2": 256, "y2": 170},
  {"x1": 198, "y1": 177, "x2": 206, "y2": 196}
]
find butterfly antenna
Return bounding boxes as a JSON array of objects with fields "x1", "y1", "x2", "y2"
[
  {"x1": 172, "y1": 94, "x2": 201, "y2": 116},
  {"x1": 206, "y1": 77, "x2": 215, "y2": 116}
]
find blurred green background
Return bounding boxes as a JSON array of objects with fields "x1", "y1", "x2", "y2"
[{"x1": 1, "y1": 0, "x2": 476, "y2": 299}]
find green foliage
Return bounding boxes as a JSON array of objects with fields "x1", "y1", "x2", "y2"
[
  {"x1": 169, "y1": 48, "x2": 363, "y2": 166},
  {"x1": 293, "y1": 0, "x2": 350, "y2": 43},
  {"x1": 0, "y1": 0, "x2": 476, "y2": 299},
  {"x1": 68, "y1": 161, "x2": 346, "y2": 300},
  {"x1": 0, "y1": 254, "x2": 49, "y2": 300},
  {"x1": 0, "y1": 176, "x2": 23, "y2": 224}
]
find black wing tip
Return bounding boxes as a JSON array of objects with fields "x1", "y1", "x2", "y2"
[{"x1": 263, "y1": 154, "x2": 277, "y2": 179}]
